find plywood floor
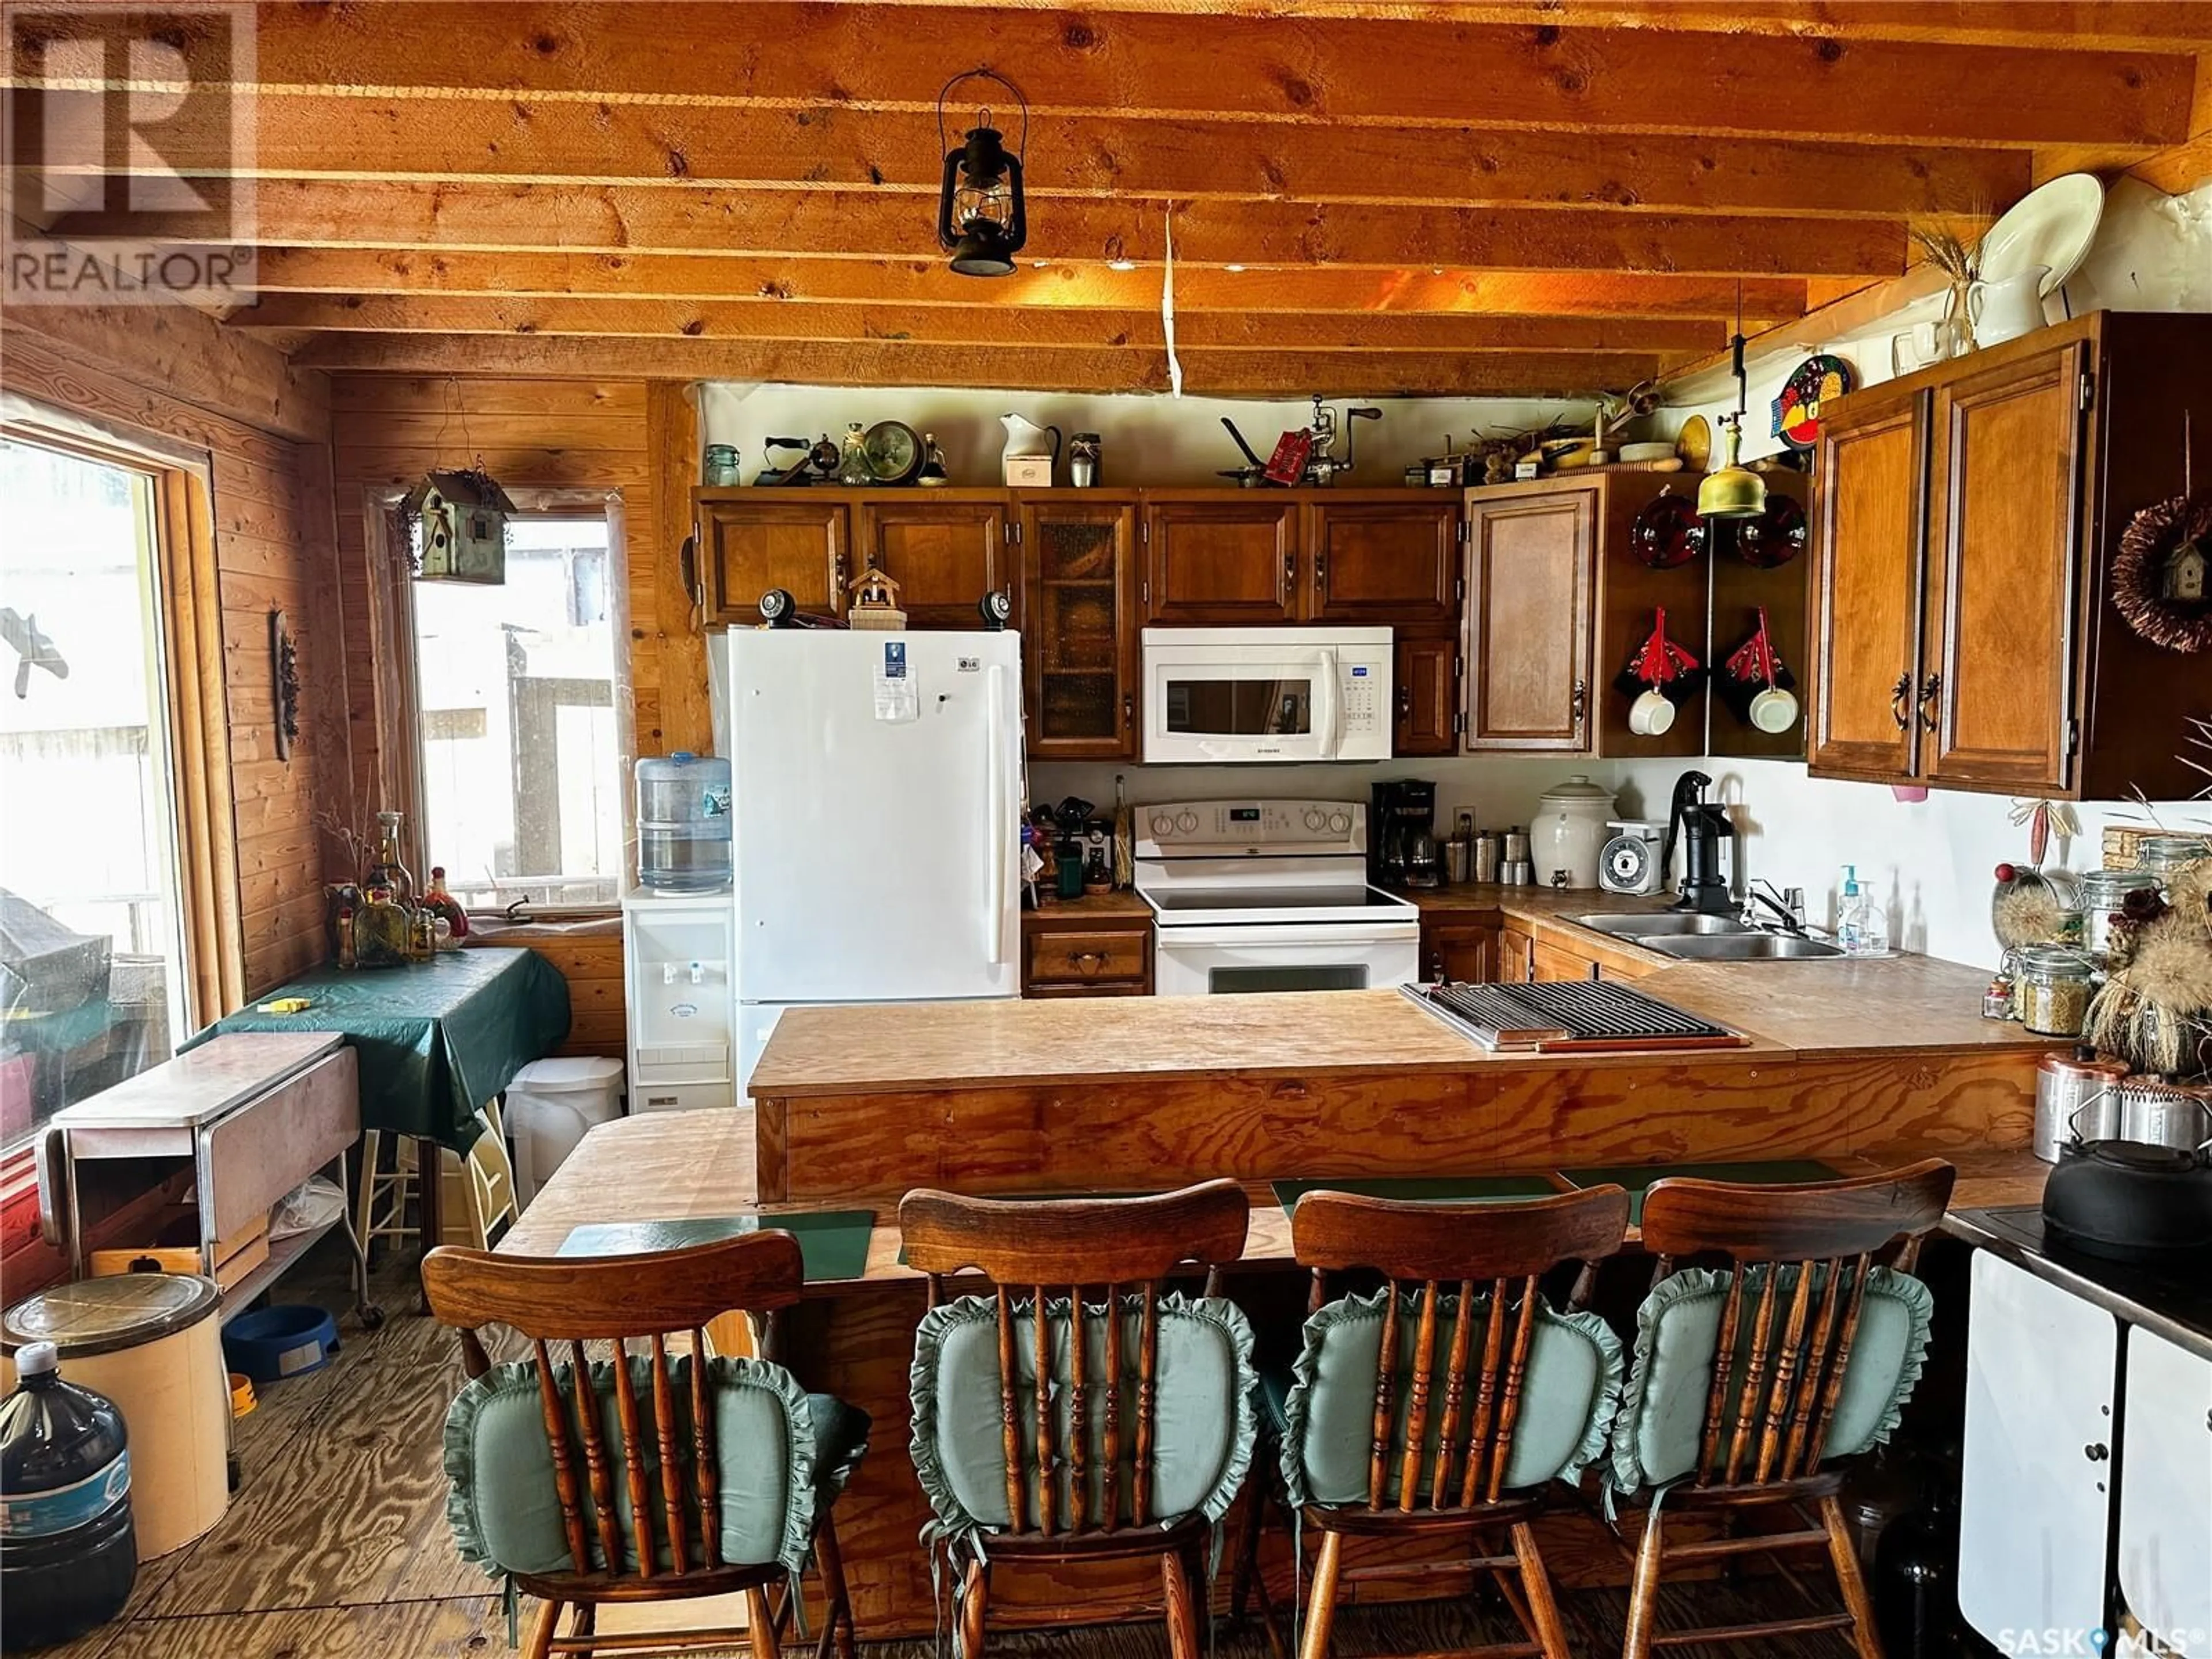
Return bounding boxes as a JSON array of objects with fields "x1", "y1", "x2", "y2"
[{"x1": 32, "y1": 1241, "x2": 1859, "y2": 1659}]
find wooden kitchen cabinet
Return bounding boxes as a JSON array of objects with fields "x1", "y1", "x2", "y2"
[
  {"x1": 1495, "y1": 925, "x2": 1536, "y2": 982},
  {"x1": 1393, "y1": 631, "x2": 1459, "y2": 756},
  {"x1": 855, "y1": 493, "x2": 1010, "y2": 628},
  {"x1": 1808, "y1": 312, "x2": 2212, "y2": 800},
  {"x1": 1306, "y1": 497, "x2": 1460, "y2": 623},
  {"x1": 1021, "y1": 905, "x2": 1153, "y2": 996},
  {"x1": 1021, "y1": 495, "x2": 1141, "y2": 759},
  {"x1": 1420, "y1": 916, "x2": 1497, "y2": 984},
  {"x1": 1462, "y1": 485, "x2": 1596, "y2": 752},
  {"x1": 699, "y1": 494, "x2": 850, "y2": 622},
  {"x1": 1531, "y1": 941, "x2": 1599, "y2": 982},
  {"x1": 1141, "y1": 494, "x2": 1302, "y2": 623}
]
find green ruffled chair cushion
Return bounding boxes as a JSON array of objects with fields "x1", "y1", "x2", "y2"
[
  {"x1": 1607, "y1": 1263, "x2": 1934, "y2": 1494},
  {"x1": 1278, "y1": 1286, "x2": 1624, "y2": 1509},
  {"x1": 909, "y1": 1290, "x2": 1257, "y2": 1541},
  {"x1": 444, "y1": 1352, "x2": 869, "y2": 1580}
]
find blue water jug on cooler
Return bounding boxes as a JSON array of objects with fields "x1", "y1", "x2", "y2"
[
  {"x1": 1, "y1": 1340, "x2": 137, "y2": 1651},
  {"x1": 636, "y1": 751, "x2": 733, "y2": 893}
]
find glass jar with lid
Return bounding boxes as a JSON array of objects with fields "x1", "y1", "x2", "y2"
[
  {"x1": 2141, "y1": 834, "x2": 2210, "y2": 881},
  {"x1": 2014, "y1": 945, "x2": 2096, "y2": 1037},
  {"x1": 2078, "y1": 868, "x2": 2161, "y2": 960}
]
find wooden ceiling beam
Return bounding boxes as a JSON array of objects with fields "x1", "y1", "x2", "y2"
[
  {"x1": 70, "y1": 92, "x2": 2026, "y2": 221},
  {"x1": 204, "y1": 181, "x2": 1907, "y2": 277},
  {"x1": 247, "y1": 248, "x2": 1810, "y2": 321},
  {"x1": 116, "y1": 3, "x2": 2192, "y2": 150},
  {"x1": 289, "y1": 331, "x2": 1649, "y2": 397},
  {"x1": 813, "y1": 1, "x2": 2212, "y2": 54},
  {"x1": 230, "y1": 291, "x2": 1713, "y2": 357}
]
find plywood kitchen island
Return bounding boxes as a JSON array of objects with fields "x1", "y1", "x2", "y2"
[{"x1": 747, "y1": 954, "x2": 2049, "y2": 1203}]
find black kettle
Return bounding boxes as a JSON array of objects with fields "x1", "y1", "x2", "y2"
[{"x1": 2043, "y1": 1138, "x2": 2212, "y2": 1264}]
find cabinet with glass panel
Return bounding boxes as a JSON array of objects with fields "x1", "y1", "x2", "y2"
[{"x1": 1017, "y1": 495, "x2": 1140, "y2": 759}]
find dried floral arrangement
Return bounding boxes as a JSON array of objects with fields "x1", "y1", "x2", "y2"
[{"x1": 2086, "y1": 724, "x2": 2212, "y2": 1076}]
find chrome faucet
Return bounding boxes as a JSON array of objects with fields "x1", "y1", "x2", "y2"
[{"x1": 1743, "y1": 880, "x2": 1808, "y2": 935}]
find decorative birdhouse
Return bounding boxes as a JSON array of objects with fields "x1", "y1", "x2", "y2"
[
  {"x1": 406, "y1": 468, "x2": 516, "y2": 584},
  {"x1": 2165, "y1": 535, "x2": 2207, "y2": 604},
  {"x1": 846, "y1": 565, "x2": 908, "y2": 631}
]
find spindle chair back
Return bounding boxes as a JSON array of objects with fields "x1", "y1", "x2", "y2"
[
  {"x1": 423, "y1": 1232, "x2": 858, "y2": 1659},
  {"x1": 1618, "y1": 1157, "x2": 1957, "y2": 1659},
  {"x1": 1264, "y1": 1186, "x2": 1633, "y2": 1659},
  {"x1": 899, "y1": 1180, "x2": 1252, "y2": 1659}
]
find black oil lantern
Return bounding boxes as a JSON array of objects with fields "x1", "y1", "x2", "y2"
[{"x1": 936, "y1": 68, "x2": 1028, "y2": 277}]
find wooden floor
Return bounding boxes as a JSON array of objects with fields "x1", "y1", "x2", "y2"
[{"x1": 33, "y1": 1239, "x2": 1861, "y2": 1659}]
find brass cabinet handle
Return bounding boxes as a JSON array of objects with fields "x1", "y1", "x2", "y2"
[
  {"x1": 1281, "y1": 551, "x2": 1296, "y2": 601},
  {"x1": 1122, "y1": 693, "x2": 1135, "y2": 730},
  {"x1": 1891, "y1": 671, "x2": 1913, "y2": 732},
  {"x1": 1313, "y1": 550, "x2": 1328, "y2": 590},
  {"x1": 1918, "y1": 672, "x2": 1941, "y2": 733},
  {"x1": 1069, "y1": 950, "x2": 1107, "y2": 974},
  {"x1": 831, "y1": 550, "x2": 848, "y2": 612},
  {"x1": 1571, "y1": 678, "x2": 1588, "y2": 737}
]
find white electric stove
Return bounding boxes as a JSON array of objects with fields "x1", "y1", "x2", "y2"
[{"x1": 1134, "y1": 800, "x2": 1420, "y2": 996}]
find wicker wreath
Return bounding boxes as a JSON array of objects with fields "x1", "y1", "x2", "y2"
[{"x1": 2112, "y1": 491, "x2": 2212, "y2": 653}]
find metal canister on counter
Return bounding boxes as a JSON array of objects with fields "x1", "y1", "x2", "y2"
[
  {"x1": 1473, "y1": 832, "x2": 1501, "y2": 884},
  {"x1": 1503, "y1": 859, "x2": 1533, "y2": 885},
  {"x1": 1502, "y1": 827, "x2": 1530, "y2": 864},
  {"x1": 2033, "y1": 1050, "x2": 2127, "y2": 1160},
  {"x1": 1444, "y1": 837, "x2": 1471, "y2": 884}
]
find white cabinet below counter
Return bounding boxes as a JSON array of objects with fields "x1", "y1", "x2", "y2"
[{"x1": 2119, "y1": 1327, "x2": 2212, "y2": 1656}]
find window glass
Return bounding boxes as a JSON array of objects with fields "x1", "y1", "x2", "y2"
[
  {"x1": 0, "y1": 437, "x2": 191, "y2": 1150},
  {"x1": 412, "y1": 516, "x2": 623, "y2": 909}
]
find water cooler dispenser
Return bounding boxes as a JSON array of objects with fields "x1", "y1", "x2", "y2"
[{"x1": 620, "y1": 894, "x2": 737, "y2": 1112}]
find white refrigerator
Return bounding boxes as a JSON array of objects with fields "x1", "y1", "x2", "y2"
[{"x1": 709, "y1": 628, "x2": 1024, "y2": 1088}]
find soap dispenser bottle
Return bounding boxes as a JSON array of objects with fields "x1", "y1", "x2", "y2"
[{"x1": 1839, "y1": 865, "x2": 1889, "y2": 956}]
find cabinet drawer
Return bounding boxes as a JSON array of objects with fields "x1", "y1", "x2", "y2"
[
  {"x1": 1026, "y1": 981, "x2": 1152, "y2": 998},
  {"x1": 1025, "y1": 927, "x2": 1148, "y2": 984}
]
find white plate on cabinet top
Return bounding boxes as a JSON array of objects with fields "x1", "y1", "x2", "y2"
[{"x1": 1978, "y1": 173, "x2": 2104, "y2": 297}]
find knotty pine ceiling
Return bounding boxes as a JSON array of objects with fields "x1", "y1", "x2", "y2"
[{"x1": 26, "y1": 2, "x2": 2212, "y2": 397}]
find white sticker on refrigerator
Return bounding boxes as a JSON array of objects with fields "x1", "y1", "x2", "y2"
[{"x1": 873, "y1": 640, "x2": 919, "y2": 722}]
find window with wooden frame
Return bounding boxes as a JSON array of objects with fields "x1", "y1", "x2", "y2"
[
  {"x1": 0, "y1": 424, "x2": 241, "y2": 1168},
  {"x1": 366, "y1": 489, "x2": 632, "y2": 918}
]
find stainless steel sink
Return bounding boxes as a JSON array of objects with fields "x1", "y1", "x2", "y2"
[
  {"x1": 1573, "y1": 912, "x2": 1756, "y2": 938},
  {"x1": 1646, "y1": 933, "x2": 1846, "y2": 961}
]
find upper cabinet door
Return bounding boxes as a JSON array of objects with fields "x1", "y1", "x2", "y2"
[
  {"x1": 855, "y1": 497, "x2": 1009, "y2": 628},
  {"x1": 1922, "y1": 342, "x2": 2087, "y2": 794},
  {"x1": 1392, "y1": 631, "x2": 1458, "y2": 756},
  {"x1": 1141, "y1": 498, "x2": 1302, "y2": 624},
  {"x1": 1808, "y1": 381, "x2": 1930, "y2": 781},
  {"x1": 1306, "y1": 499, "x2": 1460, "y2": 623},
  {"x1": 1021, "y1": 498, "x2": 1140, "y2": 760},
  {"x1": 1462, "y1": 488, "x2": 1595, "y2": 752},
  {"x1": 703, "y1": 498, "x2": 849, "y2": 622}
]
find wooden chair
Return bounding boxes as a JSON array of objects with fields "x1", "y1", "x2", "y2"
[
  {"x1": 423, "y1": 1231, "x2": 861, "y2": 1659},
  {"x1": 899, "y1": 1180, "x2": 1253, "y2": 1659},
  {"x1": 1266, "y1": 1186, "x2": 1635, "y2": 1659},
  {"x1": 1618, "y1": 1158, "x2": 1957, "y2": 1659}
]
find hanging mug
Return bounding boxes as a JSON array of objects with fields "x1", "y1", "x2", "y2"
[
  {"x1": 1628, "y1": 688, "x2": 1677, "y2": 737},
  {"x1": 1748, "y1": 684, "x2": 1800, "y2": 734}
]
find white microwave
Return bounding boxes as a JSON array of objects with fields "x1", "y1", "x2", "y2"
[{"x1": 1141, "y1": 627, "x2": 1393, "y2": 763}]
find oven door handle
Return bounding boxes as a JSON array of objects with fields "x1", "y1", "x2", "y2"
[
  {"x1": 1313, "y1": 647, "x2": 1343, "y2": 759},
  {"x1": 1153, "y1": 921, "x2": 1421, "y2": 949}
]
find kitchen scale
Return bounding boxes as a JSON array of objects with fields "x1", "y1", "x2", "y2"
[{"x1": 1599, "y1": 820, "x2": 1668, "y2": 896}]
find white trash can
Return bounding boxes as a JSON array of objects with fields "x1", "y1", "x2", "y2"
[{"x1": 503, "y1": 1057, "x2": 626, "y2": 1206}]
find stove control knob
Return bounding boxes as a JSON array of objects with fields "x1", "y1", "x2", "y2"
[
  {"x1": 1304, "y1": 809, "x2": 1326, "y2": 831},
  {"x1": 1328, "y1": 810, "x2": 1352, "y2": 835},
  {"x1": 1149, "y1": 813, "x2": 1175, "y2": 838},
  {"x1": 1176, "y1": 811, "x2": 1199, "y2": 834}
]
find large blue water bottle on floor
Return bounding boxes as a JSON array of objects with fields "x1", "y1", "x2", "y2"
[{"x1": 1, "y1": 1340, "x2": 137, "y2": 1652}]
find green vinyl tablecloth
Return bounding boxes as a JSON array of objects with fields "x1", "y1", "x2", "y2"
[{"x1": 189, "y1": 947, "x2": 571, "y2": 1150}]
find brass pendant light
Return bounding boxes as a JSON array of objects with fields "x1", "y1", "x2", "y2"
[{"x1": 1698, "y1": 281, "x2": 1767, "y2": 521}]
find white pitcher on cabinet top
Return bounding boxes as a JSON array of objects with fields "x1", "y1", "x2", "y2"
[{"x1": 1968, "y1": 266, "x2": 2050, "y2": 348}]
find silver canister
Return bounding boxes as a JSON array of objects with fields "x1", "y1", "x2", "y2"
[
  {"x1": 1503, "y1": 859, "x2": 1533, "y2": 885},
  {"x1": 2033, "y1": 1051, "x2": 2127, "y2": 1161},
  {"x1": 2116, "y1": 1078, "x2": 2212, "y2": 1154},
  {"x1": 1444, "y1": 837, "x2": 1471, "y2": 884},
  {"x1": 1473, "y1": 833, "x2": 1501, "y2": 884},
  {"x1": 1502, "y1": 827, "x2": 1531, "y2": 863}
]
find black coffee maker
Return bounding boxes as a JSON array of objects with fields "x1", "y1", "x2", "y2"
[
  {"x1": 1370, "y1": 779, "x2": 1436, "y2": 888},
  {"x1": 1661, "y1": 769, "x2": 1736, "y2": 914}
]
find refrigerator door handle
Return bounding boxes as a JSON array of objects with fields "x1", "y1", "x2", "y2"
[
  {"x1": 985, "y1": 663, "x2": 1010, "y2": 967},
  {"x1": 1314, "y1": 648, "x2": 1343, "y2": 760}
]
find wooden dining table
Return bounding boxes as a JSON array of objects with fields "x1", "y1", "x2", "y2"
[{"x1": 499, "y1": 1104, "x2": 2051, "y2": 1640}]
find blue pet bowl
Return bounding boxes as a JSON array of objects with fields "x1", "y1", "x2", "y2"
[{"x1": 222, "y1": 1305, "x2": 340, "y2": 1382}]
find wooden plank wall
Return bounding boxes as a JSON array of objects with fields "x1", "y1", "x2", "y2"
[
  {"x1": 325, "y1": 373, "x2": 708, "y2": 1052},
  {"x1": 0, "y1": 308, "x2": 350, "y2": 1000}
]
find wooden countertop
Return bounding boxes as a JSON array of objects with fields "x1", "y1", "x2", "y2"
[
  {"x1": 1021, "y1": 891, "x2": 1152, "y2": 927},
  {"x1": 505, "y1": 1107, "x2": 2055, "y2": 1289},
  {"x1": 749, "y1": 954, "x2": 2051, "y2": 1097}
]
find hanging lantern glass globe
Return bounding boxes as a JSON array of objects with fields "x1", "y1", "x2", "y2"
[
  {"x1": 937, "y1": 68, "x2": 1028, "y2": 278},
  {"x1": 1698, "y1": 282, "x2": 1767, "y2": 521}
]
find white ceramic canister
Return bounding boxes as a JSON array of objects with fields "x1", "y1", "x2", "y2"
[{"x1": 1537, "y1": 775, "x2": 1618, "y2": 889}]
